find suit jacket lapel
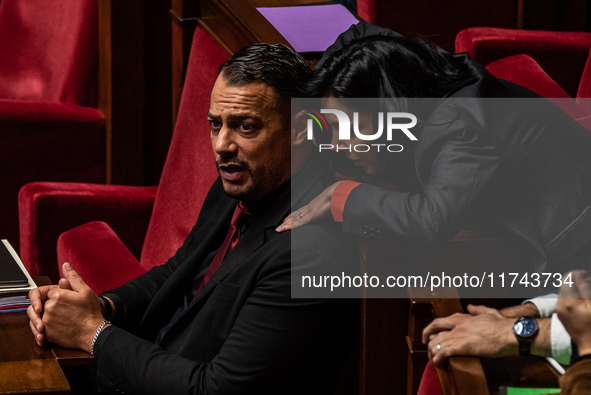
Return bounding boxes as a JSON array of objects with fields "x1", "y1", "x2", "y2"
[
  {"x1": 186, "y1": 156, "x2": 329, "y2": 309},
  {"x1": 152, "y1": 156, "x2": 331, "y2": 341},
  {"x1": 187, "y1": 183, "x2": 291, "y2": 306},
  {"x1": 140, "y1": 186, "x2": 237, "y2": 334}
]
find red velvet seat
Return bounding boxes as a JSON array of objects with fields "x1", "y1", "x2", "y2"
[
  {"x1": 456, "y1": 28, "x2": 591, "y2": 128},
  {"x1": 457, "y1": 28, "x2": 591, "y2": 129},
  {"x1": 0, "y1": 0, "x2": 106, "y2": 249},
  {"x1": 455, "y1": 27, "x2": 591, "y2": 99},
  {"x1": 19, "y1": 28, "x2": 228, "y2": 291}
]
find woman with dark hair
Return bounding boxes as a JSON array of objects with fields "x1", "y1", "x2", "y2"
[
  {"x1": 307, "y1": 34, "x2": 474, "y2": 100},
  {"x1": 278, "y1": 22, "x2": 591, "y2": 278}
]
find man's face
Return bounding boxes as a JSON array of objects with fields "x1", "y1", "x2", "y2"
[{"x1": 208, "y1": 73, "x2": 291, "y2": 202}]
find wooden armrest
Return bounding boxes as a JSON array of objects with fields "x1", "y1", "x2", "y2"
[{"x1": 408, "y1": 286, "x2": 490, "y2": 395}]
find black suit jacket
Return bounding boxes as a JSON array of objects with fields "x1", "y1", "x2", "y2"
[
  {"x1": 326, "y1": 23, "x2": 591, "y2": 275},
  {"x1": 94, "y1": 157, "x2": 358, "y2": 394}
]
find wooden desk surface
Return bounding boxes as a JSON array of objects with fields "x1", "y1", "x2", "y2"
[
  {"x1": 0, "y1": 307, "x2": 70, "y2": 394},
  {"x1": 0, "y1": 277, "x2": 93, "y2": 395}
]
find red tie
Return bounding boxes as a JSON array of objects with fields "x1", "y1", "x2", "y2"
[{"x1": 194, "y1": 202, "x2": 250, "y2": 295}]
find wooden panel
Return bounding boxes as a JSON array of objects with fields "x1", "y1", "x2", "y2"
[
  {"x1": 0, "y1": 311, "x2": 55, "y2": 364},
  {"x1": 0, "y1": 287, "x2": 71, "y2": 395},
  {"x1": 358, "y1": 241, "x2": 409, "y2": 394},
  {"x1": 170, "y1": 0, "x2": 199, "y2": 128},
  {"x1": 359, "y1": 298, "x2": 409, "y2": 394},
  {"x1": 53, "y1": 348, "x2": 94, "y2": 367},
  {"x1": 0, "y1": 359, "x2": 70, "y2": 395},
  {"x1": 522, "y1": 0, "x2": 588, "y2": 31},
  {"x1": 144, "y1": 0, "x2": 174, "y2": 185},
  {"x1": 406, "y1": 300, "x2": 432, "y2": 395},
  {"x1": 482, "y1": 357, "x2": 561, "y2": 394},
  {"x1": 408, "y1": 287, "x2": 490, "y2": 395},
  {"x1": 99, "y1": 0, "x2": 146, "y2": 185}
]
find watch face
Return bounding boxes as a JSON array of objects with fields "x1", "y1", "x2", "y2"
[{"x1": 513, "y1": 318, "x2": 538, "y2": 339}]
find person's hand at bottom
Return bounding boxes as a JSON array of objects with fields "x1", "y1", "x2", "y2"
[
  {"x1": 557, "y1": 270, "x2": 591, "y2": 356},
  {"x1": 40, "y1": 262, "x2": 109, "y2": 352},
  {"x1": 424, "y1": 305, "x2": 518, "y2": 366}
]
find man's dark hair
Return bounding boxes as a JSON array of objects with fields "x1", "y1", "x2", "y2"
[{"x1": 219, "y1": 43, "x2": 311, "y2": 110}]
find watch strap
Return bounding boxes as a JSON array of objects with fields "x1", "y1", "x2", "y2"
[
  {"x1": 518, "y1": 338, "x2": 532, "y2": 356},
  {"x1": 99, "y1": 295, "x2": 114, "y2": 321},
  {"x1": 514, "y1": 316, "x2": 538, "y2": 356}
]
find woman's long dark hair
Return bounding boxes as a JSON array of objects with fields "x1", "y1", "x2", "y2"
[
  {"x1": 308, "y1": 35, "x2": 473, "y2": 102},
  {"x1": 308, "y1": 35, "x2": 475, "y2": 182}
]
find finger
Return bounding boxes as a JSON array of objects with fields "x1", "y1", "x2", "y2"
[
  {"x1": 58, "y1": 278, "x2": 72, "y2": 290},
  {"x1": 276, "y1": 214, "x2": 293, "y2": 233},
  {"x1": 432, "y1": 344, "x2": 451, "y2": 366},
  {"x1": 430, "y1": 334, "x2": 458, "y2": 366},
  {"x1": 427, "y1": 334, "x2": 439, "y2": 363},
  {"x1": 61, "y1": 262, "x2": 89, "y2": 292},
  {"x1": 29, "y1": 319, "x2": 39, "y2": 337},
  {"x1": 429, "y1": 336, "x2": 451, "y2": 366},
  {"x1": 422, "y1": 318, "x2": 458, "y2": 344},
  {"x1": 29, "y1": 320, "x2": 45, "y2": 346},
  {"x1": 27, "y1": 305, "x2": 45, "y2": 335},
  {"x1": 28, "y1": 285, "x2": 54, "y2": 314},
  {"x1": 467, "y1": 304, "x2": 499, "y2": 316},
  {"x1": 28, "y1": 288, "x2": 43, "y2": 314}
]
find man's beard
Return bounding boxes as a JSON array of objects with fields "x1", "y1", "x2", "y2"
[{"x1": 216, "y1": 156, "x2": 289, "y2": 202}]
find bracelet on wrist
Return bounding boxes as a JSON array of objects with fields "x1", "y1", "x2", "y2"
[{"x1": 90, "y1": 320, "x2": 111, "y2": 356}]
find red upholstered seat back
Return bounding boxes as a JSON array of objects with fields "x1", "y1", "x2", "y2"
[
  {"x1": 486, "y1": 54, "x2": 571, "y2": 99},
  {"x1": 139, "y1": 28, "x2": 228, "y2": 270},
  {"x1": 456, "y1": 28, "x2": 591, "y2": 98},
  {"x1": 0, "y1": 0, "x2": 99, "y2": 106},
  {"x1": 485, "y1": 54, "x2": 588, "y2": 119},
  {"x1": 575, "y1": 50, "x2": 591, "y2": 113}
]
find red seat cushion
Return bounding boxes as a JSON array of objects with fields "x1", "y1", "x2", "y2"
[
  {"x1": 456, "y1": 28, "x2": 591, "y2": 98},
  {"x1": 486, "y1": 54, "x2": 587, "y2": 119},
  {"x1": 139, "y1": 29, "x2": 228, "y2": 270},
  {"x1": 58, "y1": 221, "x2": 145, "y2": 295},
  {"x1": 417, "y1": 363, "x2": 444, "y2": 395},
  {"x1": 487, "y1": 54, "x2": 570, "y2": 99},
  {"x1": 576, "y1": 49, "x2": 591, "y2": 113}
]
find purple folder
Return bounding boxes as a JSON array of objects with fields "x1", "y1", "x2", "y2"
[{"x1": 257, "y1": 4, "x2": 359, "y2": 53}]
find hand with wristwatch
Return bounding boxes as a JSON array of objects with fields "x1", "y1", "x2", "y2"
[{"x1": 513, "y1": 317, "x2": 539, "y2": 356}]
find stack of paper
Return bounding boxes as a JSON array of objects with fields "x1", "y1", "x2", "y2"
[
  {"x1": 0, "y1": 294, "x2": 31, "y2": 311},
  {"x1": 0, "y1": 239, "x2": 37, "y2": 312}
]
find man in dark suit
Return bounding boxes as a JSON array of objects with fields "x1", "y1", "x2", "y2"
[{"x1": 27, "y1": 43, "x2": 357, "y2": 394}]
